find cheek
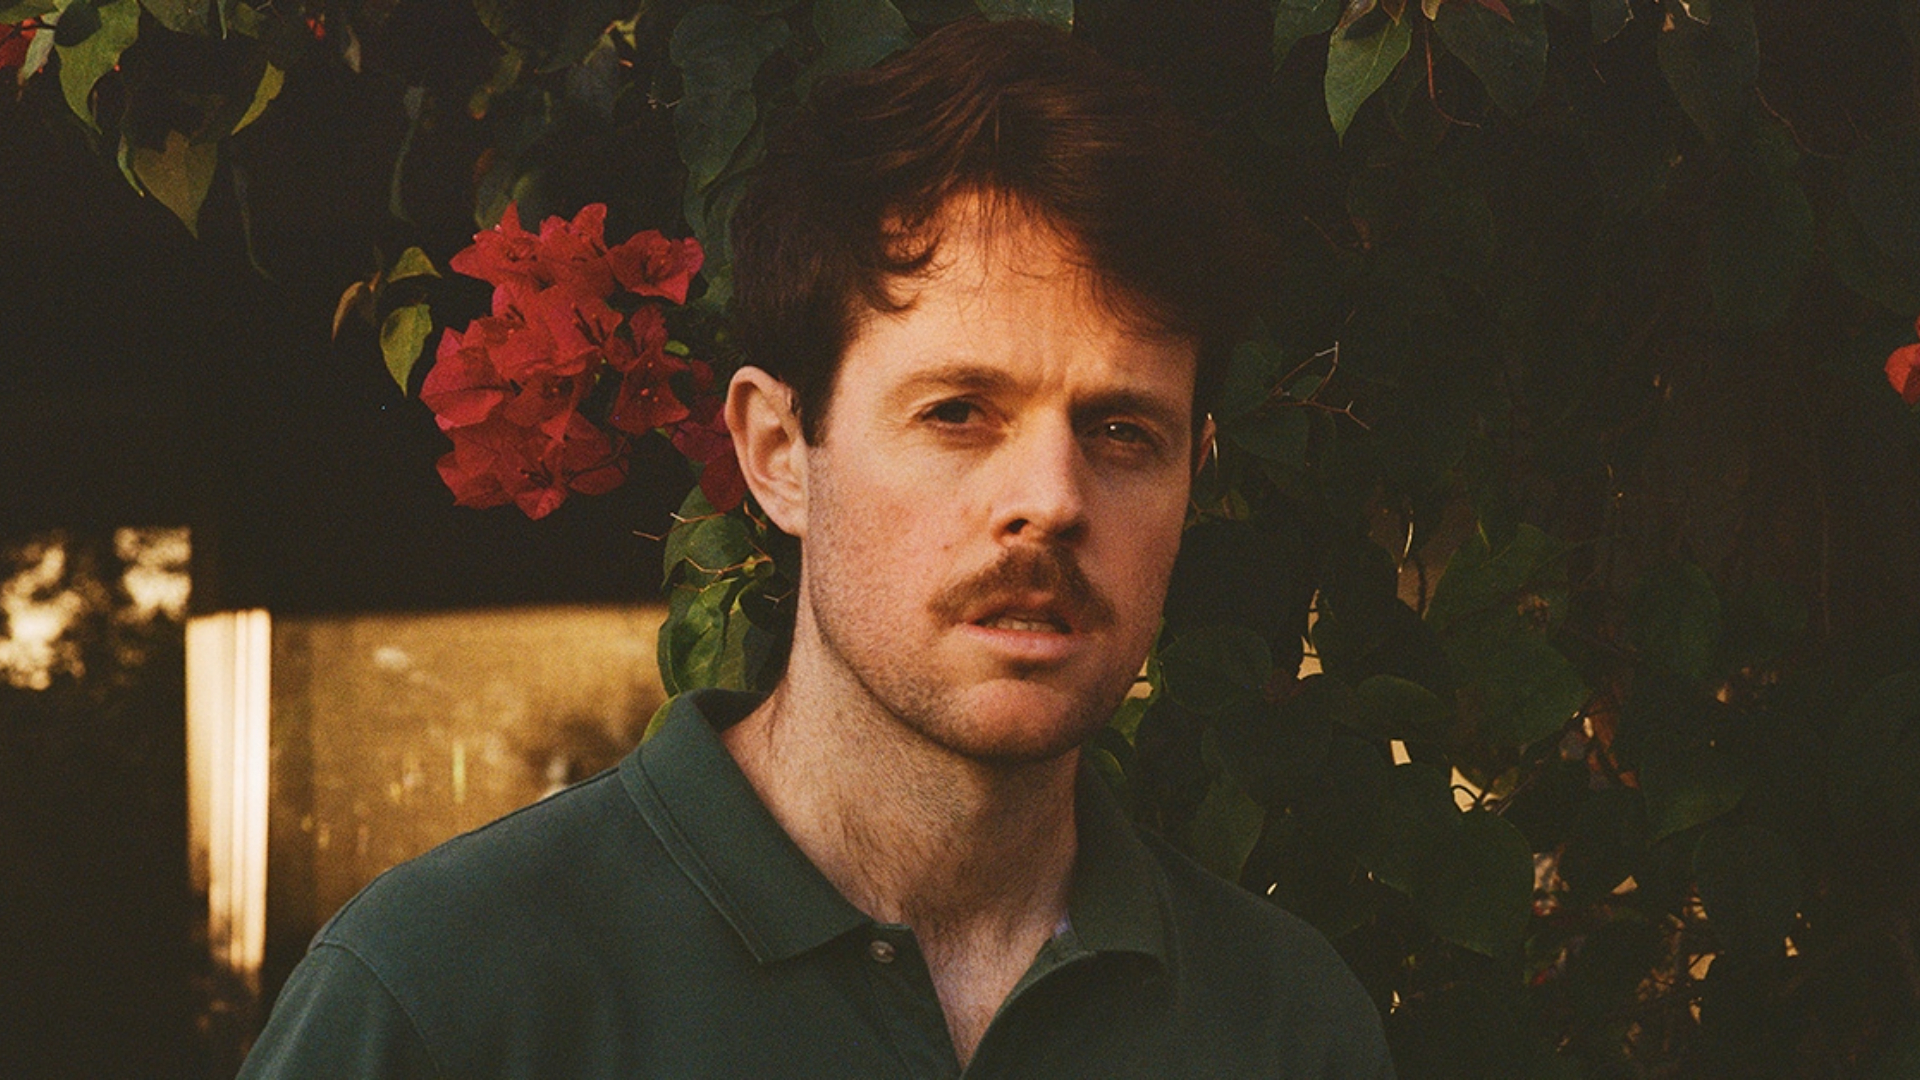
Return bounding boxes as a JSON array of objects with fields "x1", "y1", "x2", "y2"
[{"x1": 1098, "y1": 491, "x2": 1189, "y2": 617}]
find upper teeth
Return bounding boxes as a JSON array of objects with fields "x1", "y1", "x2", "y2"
[{"x1": 984, "y1": 616, "x2": 1063, "y2": 633}]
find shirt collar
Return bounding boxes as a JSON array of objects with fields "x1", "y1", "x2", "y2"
[{"x1": 622, "y1": 688, "x2": 1172, "y2": 971}]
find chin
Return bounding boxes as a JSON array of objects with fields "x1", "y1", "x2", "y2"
[{"x1": 917, "y1": 678, "x2": 1122, "y2": 765}]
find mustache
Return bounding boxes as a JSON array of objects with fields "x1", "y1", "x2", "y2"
[{"x1": 928, "y1": 546, "x2": 1116, "y2": 631}]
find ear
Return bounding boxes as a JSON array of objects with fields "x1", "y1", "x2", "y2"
[
  {"x1": 726, "y1": 366, "x2": 809, "y2": 536},
  {"x1": 1191, "y1": 412, "x2": 1217, "y2": 481}
]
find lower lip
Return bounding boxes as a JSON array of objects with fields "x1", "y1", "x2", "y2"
[{"x1": 956, "y1": 621, "x2": 1086, "y2": 664}]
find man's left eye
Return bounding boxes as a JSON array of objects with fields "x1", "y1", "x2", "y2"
[
  {"x1": 926, "y1": 400, "x2": 982, "y2": 424},
  {"x1": 1099, "y1": 421, "x2": 1152, "y2": 445}
]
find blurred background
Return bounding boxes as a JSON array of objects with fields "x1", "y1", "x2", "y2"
[
  {"x1": 0, "y1": 47, "x2": 688, "y2": 1075},
  {"x1": 5, "y1": 0, "x2": 1920, "y2": 1077}
]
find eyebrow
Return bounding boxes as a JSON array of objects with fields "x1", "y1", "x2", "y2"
[{"x1": 886, "y1": 362, "x2": 1019, "y2": 403}]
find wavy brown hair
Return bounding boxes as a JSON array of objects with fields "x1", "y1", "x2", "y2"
[{"x1": 729, "y1": 17, "x2": 1271, "y2": 443}]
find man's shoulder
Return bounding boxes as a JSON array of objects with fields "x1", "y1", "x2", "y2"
[
  {"x1": 315, "y1": 763, "x2": 655, "y2": 973},
  {"x1": 1134, "y1": 827, "x2": 1391, "y2": 1067},
  {"x1": 1135, "y1": 828, "x2": 1338, "y2": 962}
]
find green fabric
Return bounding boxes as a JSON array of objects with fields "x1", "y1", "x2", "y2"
[{"x1": 239, "y1": 689, "x2": 1394, "y2": 1079}]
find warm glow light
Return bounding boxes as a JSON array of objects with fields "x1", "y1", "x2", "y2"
[
  {"x1": 0, "y1": 540, "x2": 87, "y2": 690},
  {"x1": 116, "y1": 527, "x2": 192, "y2": 623},
  {"x1": 187, "y1": 610, "x2": 272, "y2": 992}
]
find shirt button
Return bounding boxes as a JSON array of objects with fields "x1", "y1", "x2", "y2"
[{"x1": 867, "y1": 939, "x2": 897, "y2": 964}]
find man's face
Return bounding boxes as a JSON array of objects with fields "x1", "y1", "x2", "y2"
[{"x1": 787, "y1": 202, "x2": 1201, "y2": 764}]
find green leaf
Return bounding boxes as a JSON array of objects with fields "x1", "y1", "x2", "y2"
[
  {"x1": 1693, "y1": 824, "x2": 1801, "y2": 958},
  {"x1": 1709, "y1": 124, "x2": 1813, "y2": 333},
  {"x1": 474, "y1": 0, "x2": 638, "y2": 71},
  {"x1": 131, "y1": 131, "x2": 219, "y2": 236},
  {"x1": 671, "y1": 5, "x2": 791, "y2": 191},
  {"x1": 1564, "y1": 913, "x2": 1662, "y2": 1023},
  {"x1": 1639, "y1": 733, "x2": 1748, "y2": 840},
  {"x1": 1272, "y1": 0, "x2": 1341, "y2": 69},
  {"x1": 1358, "y1": 762, "x2": 1457, "y2": 893},
  {"x1": 1347, "y1": 674, "x2": 1450, "y2": 741},
  {"x1": 1325, "y1": 6, "x2": 1410, "y2": 139},
  {"x1": 975, "y1": 0, "x2": 1072, "y2": 29},
  {"x1": 1223, "y1": 407, "x2": 1309, "y2": 485},
  {"x1": 139, "y1": 0, "x2": 216, "y2": 35},
  {"x1": 386, "y1": 246, "x2": 440, "y2": 285},
  {"x1": 1160, "y1": 625, "x2": 1274, "y2": 714},
  {"x1": 1425, "y1": 523, "x2": 1559, "y2": 633},
  {"x1": 52, "y1": 0, "x2": 100, "y2": 45},
  {"x1": 231, "y1": 63, "x2": 284, "y2": 135},
  {"x1": 663, "y1": 509, "x2": 753, "y2": 585},
  {"x1": 1827, "y1": 193, "x2": 1920, "y2": 316},
  {"x1": 114, "y1": 131, "x2": 143, "y2": 193},
  {"x1": 0, "y1": 0, "x2": 57, "y2": 21},
  {"x1": 1448, "y1": 628, "x2": 1587, "y2": 747},
  {"x1": 1591, "y1": 0, "x2": 1632, "y2": 42},
  {"x1": 1828, "y1": 671, "x2": 1920, "y2": 834},
  {"x1": 801, "y1": 0, "x2": 913, "y2": 95},
  {"x1": 1845, "y1": 124, "x2": 1920, "y2": 268},
  {"x1": 1630, "y1": 562, "x2": 1722, "y2": 680},
  {"x1": 1414, "y1": 809, "x2": 1533, "y2": 958},
  {"x1": 55, "y1": 0, "x2": 138, "y2": 130},
  {"x1": 1215, "y1": 337, "x2": 1284, "y2": 422},
  {"x1": 660, "y1": 575, "x2": 751, "y2": 694},
  {"x1": 1187, "y1": 730, "x2": 1266, "y2": 881},
  {"x1": 1656, "y1": 0, "x2": 1756, "y2": 150},
  {"x1": 379, "y1": 304, "x2": 434, "y2": 391},
  {"x1": 1430, "y1": 1, "x2": 1547, "y2": 118}
]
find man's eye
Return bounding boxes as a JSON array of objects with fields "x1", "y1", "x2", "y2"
[
  {"x1": 926, "y1": 400, "x2": 982, "y2": 424},
  {"x1": 1099, "y1": 421, "x2": 1153, "y2": 445}
]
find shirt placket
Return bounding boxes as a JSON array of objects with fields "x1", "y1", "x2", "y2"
[{"x1": 859, "y1": 923, "x2": 964, "y2": 1080}]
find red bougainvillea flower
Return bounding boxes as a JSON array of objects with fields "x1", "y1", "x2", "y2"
[
  {"x1": 436, "y1": 413, "x2": 626, "y2": 520},
  {"x1": 1888, "y1": 317, "x2": 1920, "y2": 407},
  {"x1": 534, "y1": 203, "x2": 618, "y2": 300},
  {"x1": 1, "y1": 24, "x2": 35, "y2": 77},
  {"x1": 670, "y1": 397, "x2": 747, "y2": 512},
  {"x1": 429, "y1": 202, "x2": 713, "y2": 518},
  {"x1": 607, "y1": 231, "x2": 704, "y2": 304},
  {"x1": 502, "y1": 369, "x2": 595, "y2": 438},
  {"x1": 520, "y1": 283, "x2": 622, "y2": 373},
  {"x1": 423, "y1": 316, "x2": 596, "y2": 440},
  {"x1": 420, "y1": 324, "x2": 512, "y2": 431},
  {"x1": 476, "y1": 280, "x2": 616, "y2": 384},
  {"x1": 607, "y1": 306, "x2": 690, "y2": 434},
  {"x1": 449, "y1": 204, "x2": 544, "y2": 289}
]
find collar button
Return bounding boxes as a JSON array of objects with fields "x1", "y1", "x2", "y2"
[{"x1": 867, "y1": 939, "x2": 897, "y2": 964}]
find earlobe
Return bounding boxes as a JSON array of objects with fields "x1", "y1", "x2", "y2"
[{"x1": 726, "y1": 367, "x2": 809, "y2": 536}]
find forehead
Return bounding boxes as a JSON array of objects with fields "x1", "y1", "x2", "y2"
[{"x1": 838, "y1": 199, "x2": 1200, "y2": 408}]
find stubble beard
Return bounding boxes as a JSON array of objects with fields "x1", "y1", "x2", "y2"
[{"x1": 797, "y1": 551, "x2": 1134, "y2": 768}]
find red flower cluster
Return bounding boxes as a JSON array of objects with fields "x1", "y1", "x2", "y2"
[
  {"x1": 1887, "y1": 315, "x2": 1920, "y2": 408},
  {"x1": 423, "y1": 204, "x2": 741, "y2": 517},
  {"x1": 1, "y1": 23, "x2": 38, "y2": 77}
]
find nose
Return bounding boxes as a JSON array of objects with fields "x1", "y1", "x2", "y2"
[{"x1": 992, "y1": 417, "x2": 1089, "y2": 546}]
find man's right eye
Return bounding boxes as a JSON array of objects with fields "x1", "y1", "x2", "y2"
[{"x1": 925, "y1": 400, "x2": 982, "y2": 424}]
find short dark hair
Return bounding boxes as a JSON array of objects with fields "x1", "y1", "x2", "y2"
[{"x1": 729, "y1": 17, "x2": 1269, "y2": 443}]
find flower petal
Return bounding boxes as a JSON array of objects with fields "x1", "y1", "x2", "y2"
[
  {"x1": 607, "y1": 232, "x2": 704, "y2": 304},
  {"x1": 1886, "y1": 341, "x2": 1920, "y2": 407}
]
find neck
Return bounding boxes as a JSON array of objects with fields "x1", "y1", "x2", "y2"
[
  {"x1": 719, "y1": 623, "x2": 1084, "y2": 1065},
  {"x1": 721, "y1": 675, "x2": 1080, "y2": 935}
]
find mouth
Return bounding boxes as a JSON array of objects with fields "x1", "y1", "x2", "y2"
[{"x1": 976, "y1": 611, "x2": 1072, "y2": 634}]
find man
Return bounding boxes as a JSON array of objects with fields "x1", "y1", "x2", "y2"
[{"x1": 240, "y1": 18, "x2": 1394, "y2": 1079}]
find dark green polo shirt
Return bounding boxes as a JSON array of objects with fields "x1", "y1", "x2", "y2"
[{"x1": 239, "y1": 690, "x2": 1393, "y2": 1079}]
